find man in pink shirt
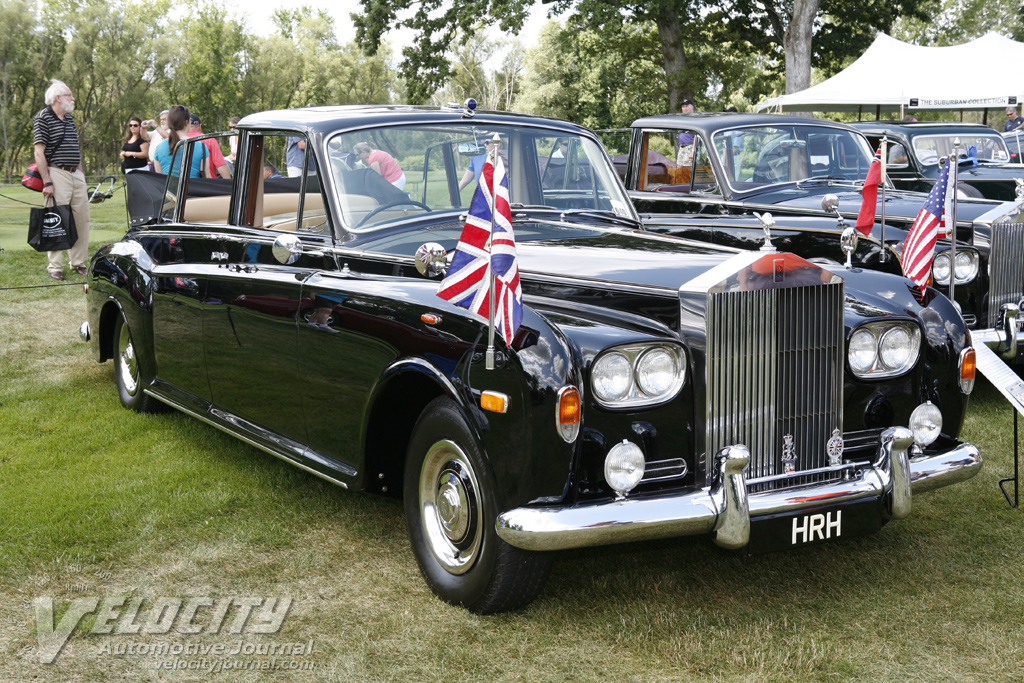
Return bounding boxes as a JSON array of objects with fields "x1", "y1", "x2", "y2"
[
  {"x1": 353, "y1": 141, "x2": 406, "y2": 190},
  {"x1": 188, "y1": 114, "x2": 230, "y2": 178}
]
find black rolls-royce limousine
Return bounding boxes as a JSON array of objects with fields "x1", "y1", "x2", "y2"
[{"x1": 81, "y1": 104, "x2": 980, "y2": 612}]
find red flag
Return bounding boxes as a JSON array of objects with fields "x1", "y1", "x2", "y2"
[{"x1": 854, "y1": 148, "x2": 881, "y2": 236}]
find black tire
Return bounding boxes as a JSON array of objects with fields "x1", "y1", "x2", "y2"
[
  {"x1": 956, "y1": 182, "x2": 984, "y2": 199},
  {"x1": 113, "y1": 314, "x2": 160, "y2": 413},
  {"x1": 404, "y1": 397, "x2": 551, "y2": 613}
]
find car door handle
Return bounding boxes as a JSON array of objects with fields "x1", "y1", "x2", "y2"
[{"x1": 228, "y1": 264, "x2": 258, "y2": 274}]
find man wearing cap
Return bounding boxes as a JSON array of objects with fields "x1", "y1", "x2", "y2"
[
  {"x1": 188, "y1": 114, "x2": 231, "y2": 178},
  {"x1": 32, "y1": 79, "x2": 91, "y2": 281},
  {"x1": 677, "y1": 99, "x2": 697, "y2": 165},
  {"x1": 1004, "y1": 106, "x2": 1024, "y2": 133}
]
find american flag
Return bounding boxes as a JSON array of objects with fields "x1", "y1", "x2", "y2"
[
  {"x1": 854, "y1": 148, "x2": 881, "y2": 236},
  {"x1": 901, "y1": 161, "x2": 951, "y2": 288},
  {"x1": 436, "y1": 153, "x2": 522, "y2": 344}
]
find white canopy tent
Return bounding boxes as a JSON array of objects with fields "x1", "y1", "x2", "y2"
[{"x1": 757, "y1": 32, "x2": 1024, "y2": 114}]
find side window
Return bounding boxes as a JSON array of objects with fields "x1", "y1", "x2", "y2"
[
  {"x1": 162, "y1": 136, "x2": 228, "y2": 223},
  {"x1": 641, "y1": 131, "x2": 691, "y2": 191},
  {"x1": 237, "y1": 133, "x2": 330, "y2": 235},
  {"x1": 887, "y1": 143, "x2": 910, "y2": 168}
]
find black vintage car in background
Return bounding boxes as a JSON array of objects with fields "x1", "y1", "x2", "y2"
[
  {"x1": 82, "y1": 105, "x2": 981, "y2": 613},
  {"x1": 851, "y1": 121, "x2": 1024, "y2": 201},
  {"x1": 603, "y1": 113, "x2": 1023, "y2": 354}
]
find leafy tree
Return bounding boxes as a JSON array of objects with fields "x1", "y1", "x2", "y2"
[{"x1": 893, "y1": 0, "x2": 1023, "y2": 45}]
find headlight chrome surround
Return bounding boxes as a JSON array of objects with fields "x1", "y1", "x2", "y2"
[
  {"x1": 591, "y1": 343, "x2": 687, "y2": 408},
  {"x1": 848, "y1": 321, "x2": 922, "y2": 378},
  {"x1": 932, "y1": 247, "x2": 979, "y2": 285}
]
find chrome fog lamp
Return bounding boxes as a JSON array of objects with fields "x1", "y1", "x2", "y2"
[
  {"x1": 635, "y1": 347, "x2": 678, "y2": 396},
  {"x1": 932, "y1": 252, "x2": 952, "y2": 284},
  {"x1": 849, "y1": 328, "x2": 877, "y2": 374},
  {"x1": 604, "y1": 440, "x2": 645, "y2": 497},
  {"x1": 879, "y1": 326, "x2": 913, "y2": 370},
  {"x1": 592, "y1": 352, "x2": 632, "y2": 402},
  {"x1": 909, "y1": 402, "x2": 943, "y2": 446},
  {"x1": 953, "y1": 250, "x2": 979, "y2": 283}
]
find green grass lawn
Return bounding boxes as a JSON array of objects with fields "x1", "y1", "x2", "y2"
[{"x1": 1, "y1": 187, "x2": 1023, "y2": 681}]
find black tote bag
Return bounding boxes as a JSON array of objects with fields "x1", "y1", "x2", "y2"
[{"x1": 28, "y1": 198, "x2": 78, "y2": 252}]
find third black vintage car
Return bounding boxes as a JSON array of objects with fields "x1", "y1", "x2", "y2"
[
  {"x1": 851, "y1": 120, "x2": 1024, "y2": 202},
  {"x1": 83, "y1": 105, "x2": 981, "y2": 613},
  {"x1": 604, "y1": 113, "x2": 1023, "y2": 356}
]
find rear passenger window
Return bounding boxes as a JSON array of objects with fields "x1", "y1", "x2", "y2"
[{"x1": 238, "y1": 133, "x2": 331, "y2": 236}]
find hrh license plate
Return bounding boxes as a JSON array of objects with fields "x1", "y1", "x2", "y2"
[{"x1": 746, "y1": 500, "x2": 883, "y2": 555}]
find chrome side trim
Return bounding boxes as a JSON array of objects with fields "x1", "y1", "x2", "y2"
[
  {"x1": 143, "y1": 388, "x2": 353, "y2": 489},
  {"x1": 495, "y1": 432, "x2": 980, "y2": 552}
]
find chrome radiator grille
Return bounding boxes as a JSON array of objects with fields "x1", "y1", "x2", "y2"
[
  {"x1": 988, "y1": 222, "x2": 1024, "y2": 328},
  {"x1": 705, "y1": 282, "x2": 845, "y2": 486}
]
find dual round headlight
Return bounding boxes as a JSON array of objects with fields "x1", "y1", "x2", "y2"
[
  {"x1": 591, "y1": 344, "x2": 687, "y2": 408},
  {"x1": 848, "y1": 322, "x2": 922, "y2": 378},
  {"x1": 932, "y1": 249, "x2": 979, "y2": 285}
]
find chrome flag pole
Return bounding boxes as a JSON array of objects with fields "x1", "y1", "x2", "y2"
[
  {"x1": 879, "y1": 135, "x2": 888, "y2": 260},
  {"x1": 947, "y1": 139, "x2": 960, "y2": 309},
  {"x1": 485, "y1": 134, "x2": 500, "y2": 370}
]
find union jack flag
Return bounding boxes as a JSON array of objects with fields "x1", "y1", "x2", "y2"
[
  {"x1": 854, "y1": 147, "x2": 882, "y2": 236},
  {"x1": 901, "y1": 160, "x2": 951, "y2": 288},
  {"x1": 436, "y1": 153, "x2": 522, "y2": 344}
]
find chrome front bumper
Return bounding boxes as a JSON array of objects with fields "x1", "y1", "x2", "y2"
[
  {"x1": 972, "y1": 303, "x2": 1022, "y2": 360},
  {"x1": 495, "y1": 427, "x2": 981, "y2": 552}
]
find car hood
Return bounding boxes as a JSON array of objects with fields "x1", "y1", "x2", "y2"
[{"x1": 732, "y1": 183, "x2": 999, "y2": 223}]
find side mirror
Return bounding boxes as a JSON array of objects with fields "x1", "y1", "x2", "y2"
[{"x1": 415, "y1": 243, "x2": 448, "y2": 278}]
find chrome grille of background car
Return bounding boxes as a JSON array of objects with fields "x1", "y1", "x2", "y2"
[
  {"x1": 706, "y1": 282, "x2": 845, "y2": 491},
  {"x1": 987, "y1": 222, "x2": 1024, "y2": 328}
]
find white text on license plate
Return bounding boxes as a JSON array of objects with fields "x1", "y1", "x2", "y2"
[{"x1": 791, "y1": 510, "x2": 841, "y2": 545}]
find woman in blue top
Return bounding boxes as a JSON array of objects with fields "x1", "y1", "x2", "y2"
[{"x1": 153, "y1": 105, "x2": 209, "y2": 178}]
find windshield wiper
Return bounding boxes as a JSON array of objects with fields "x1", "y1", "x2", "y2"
[
  {"x1": 510, "y1": 203, "x2": 557, "y2": 210},
  {"x1": 796, "y1": 176, "x2": 856, "y2": 187},
  {"x1": 558, "y1": 208, "x2": 640, "y2": 228}
]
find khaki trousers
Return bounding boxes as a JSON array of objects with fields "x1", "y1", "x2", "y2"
[{"x1": 46, "y1": 166, "x2": 91, "y2": 274}]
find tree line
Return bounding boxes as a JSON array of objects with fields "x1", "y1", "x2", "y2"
[{"x1": 3, "y1": 0, "x2": 1021, "y2": 180}]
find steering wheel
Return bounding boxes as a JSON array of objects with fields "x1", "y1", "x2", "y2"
[{"x1": 355, "y1": 200, "x2": 432, "y2": 228}]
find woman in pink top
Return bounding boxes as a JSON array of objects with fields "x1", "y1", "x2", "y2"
[{"x1": 353, "y1": 141, "x2": 406, "y2": 190}]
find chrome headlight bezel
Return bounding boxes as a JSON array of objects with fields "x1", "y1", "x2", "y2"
[
  {"x1": 590, "y1": 343, "x2": 687, "y2": 408},
  {"x1": 932, "y1": 247, "x2": 980, "y2": 284},
  {"x1": 847, "y1": 321, "x2": 922, "y2": 378}
]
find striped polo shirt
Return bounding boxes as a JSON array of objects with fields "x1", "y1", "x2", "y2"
[{"x1": 32, "y1": 106, "x2": 81, "y2": 168}]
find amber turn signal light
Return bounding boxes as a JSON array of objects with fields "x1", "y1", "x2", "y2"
[
  {"x1": 959, "y1": 347, "x2": 976, "y2": 395},
  {"x1": 480, "y1": 390, "x2": 509, "y2": 414}
]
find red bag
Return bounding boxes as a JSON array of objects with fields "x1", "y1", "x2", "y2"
[{"x1": 21, "y1": 163, "x2": 43, "y2": 192}]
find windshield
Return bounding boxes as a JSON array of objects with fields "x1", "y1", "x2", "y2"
[
  {"x1": 710, "y1": 125, "x2": 876, "y2": 192},
  {"x1": 327, "y1": 123, "x2": 637, "y2": 231},
  {"x1": 911, "y1": 133, "x2": 1010, "y2": 166}
]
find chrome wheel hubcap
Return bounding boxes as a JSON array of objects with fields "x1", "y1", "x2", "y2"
[
  {"x1": 419, "y1": 439, "x2": 482, "y2": 575},
  {"x1": 118, "y1": 327, "x2": 139, "y2": 396}
]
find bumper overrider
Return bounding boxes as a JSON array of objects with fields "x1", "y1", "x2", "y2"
[
  {"x1": 972, "y1": 303, "x2": 1023, "y2": 360},
  {"x1": 495, "y1": 427, "x2": 981, "y2": 552}
]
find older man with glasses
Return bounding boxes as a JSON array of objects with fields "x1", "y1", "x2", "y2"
[
  {"x1": 1004, "y1": 106, "x2": 1024, "y2": 133},
  {"x1": 32, "y1": 79, "x2": 90, "y2": 281}
]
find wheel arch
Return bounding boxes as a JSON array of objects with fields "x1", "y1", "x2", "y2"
[{"x1": 361, "y1": 358, "x2": 475, "y2": 498}]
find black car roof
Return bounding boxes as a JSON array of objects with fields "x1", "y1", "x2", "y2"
[
  {"x1": 850, "y1": 121, "x2": 1002, "y2": 137},
  {"x1": 629, "y1": 112, "x2": 861, "y2": 134},
  {"x1": 236, "y1": 105, "x2": 588, "y2": 137}
]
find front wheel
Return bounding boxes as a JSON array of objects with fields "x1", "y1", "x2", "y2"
[
  {"x1": 404, "y1": 397, "x2": 551, "y2": 613},
  {"x1": 114, "y1": 314, "x2": 160, "y2": 413}
]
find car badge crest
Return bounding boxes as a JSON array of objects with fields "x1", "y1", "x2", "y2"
[
  {"x1": 782, "y1": 434, "x2": 797, "y2": 474},
  {"x1": 826, "y1": 428, "x2": 844, "y2": 466}
]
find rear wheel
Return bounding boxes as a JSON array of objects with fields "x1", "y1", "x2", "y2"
[
  {"x1": 956, "y1": 182, "x2": 984, "y2": 199},
  {"x1": 404, "y1": 397, "x2": 551, "y2": 613},
  {"x1": 114, "y1": 314, "x2": 160, "y2": 413}
]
